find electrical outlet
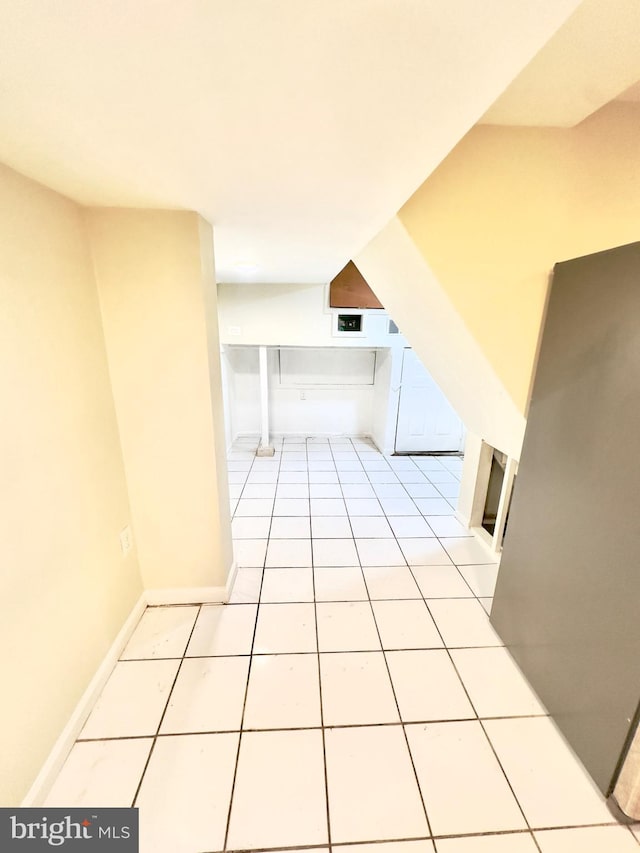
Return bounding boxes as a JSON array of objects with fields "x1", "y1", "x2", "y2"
[
  {"x1": 300, "y1": 389, "x2": 306, "y2": 400},
  {"x1": 228, "y1": 326, "x2": 241, "y2": 337},
  {"x1": 119, "y1": 525, "x2": 133, "y2": 558}
]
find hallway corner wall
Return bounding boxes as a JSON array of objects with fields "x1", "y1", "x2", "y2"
[{"x1": 87, "y1": 209, "x2": 232, "y2": 590}]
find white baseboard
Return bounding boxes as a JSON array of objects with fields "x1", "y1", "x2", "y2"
[
  {"x1": 22, "y1": 562, "x2": 239, "y2": 807},
  {"x1": 454, "y1": 507, "x2": 471, "y2": 528},
  {"x1": 144, "y1": 586, "x2": 225, "y2": 605},
  {"x1": 144, "y1": 562, "x2": 238, "y2": 606},
  {"x1": 224, "y1": 561, "x2": 239, "y2": 601},
  {"x1": 21, "y1": 592, "x2": 147, "y2": 807},
  {"x1": 452, "y1": 510, "x2": 502, "y2": 563},
  {"x1": 472, "y1": 524, "x2": 502, "y2": 560}
]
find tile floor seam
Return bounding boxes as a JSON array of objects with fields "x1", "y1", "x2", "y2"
[
  {"x1": 221, "y1": 593, "x2": 492, "y2": 602},
  {"x1": 347, "y1": 449, "x2": 485, "y2": 603},
  {"x1": 310, "y1": 438, "x2": 333, "y2": 850},
  {"x1": 352, "y1": 451, "x2": 500, "y2": 678},
  {"x1": 223, "y1": 563, "x2": 266, "y2": 849},
  {"x1": 224, "y1": 447, "x2": 282, "y2": 852},
  {"x1": 430, "y1": 827, "x2": 538, "y2": 841},
  {"x1": 334, "y1": 441, "x2": 435, "y2": 840},
  {"x1": 402, "y1": 555, "x2": 545, "y2": 843},
  {"x1": 213, "y1": 838, "x2": 436, "y2": 853},
  {"x1": 130, "y1": 602, "x2": 203, "y2": 808},
  {"x1": 101, "y1": 642, "x2": 518, "y2": 662},
  {"x1": 386, "y1": 467, "x2": 491, "y2": 576},
  {"x1": 477, "y1": 714, "x2": 544, "y2": 850},
  {"x1": 72, "y1": 710, "x2": 556, "y2": 744},
  {"x1": 515, "y1": 819, "x2": 624, "y2": 833},
  {"x1": 363, "y1": 587, "x2": 436, "y2": 838}
]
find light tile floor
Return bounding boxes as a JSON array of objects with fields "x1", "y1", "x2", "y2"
[{"x1": 45, "y1": 435, "x2": 640, "y2": 852}]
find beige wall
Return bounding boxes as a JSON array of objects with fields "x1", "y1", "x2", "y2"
[
  {"x1": 87, "y1": 209, "x2": 232, "y2": 589},
  {"x1": 399, "y1": 101, "x2": 640, "y2": 414},
  {"x1": 217, "y1": 282, "x2": 408, "y2": 348},
  {"x1": 0, "y1": 165, "x2": 143, "y2": 805}
]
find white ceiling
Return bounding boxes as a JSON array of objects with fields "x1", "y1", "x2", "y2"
[
  {"x1": 481, "y1": 0, "x2": 640, "y2": 127},
  {"x1": 0, "y1": 1, "x2": 584, "y2": 283}
]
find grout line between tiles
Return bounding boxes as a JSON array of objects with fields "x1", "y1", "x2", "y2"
[
  {"x1": 400, "y1": 558, "x2": 543, "y2": 848},
  {"x1": 343, "y1": 447, "x2": 542, "y2": 848},
  {"x1": 310, "y1": 438, "x2": 333, "y2": 850},
  {"x1": 332, "y1": 439, "x2": 435, "y2": 840},
  {"x1": 407, "y1": 559, "x2": 543, "y2": 851},
  {"x1": 112, "y1": 641, "x2": 515, "y2": 666},
  {"x1": 198, "y1": 817, "x2": 633, "y2": 853},
  {"x1": 479, "y1": 717, "x2": 544, "y2": 852},
  {"x1": 57, "y1": 443, "x2": 616, "y2": 848},
  {"x1": 74, "y1": 710, "x2": 553, "y2": 744},
  {"x1": 223, "y1": 447, "x2": 281, "y2": 852},
  {"x1": 130, "y1": 603, "x2": 203, "y2": 808},
  {"x1": 223, "y1": 440, "x2": 617, "y2": 851}
]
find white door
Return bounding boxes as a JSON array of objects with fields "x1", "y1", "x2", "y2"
[{"x1": 394, "y1": 349, "x2": 464, "y2": 452}]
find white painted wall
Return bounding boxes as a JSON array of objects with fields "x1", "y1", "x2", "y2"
[
  {"x1": 224, "y1": 347, "x2": 261, "y2": 437},
  {"x1": 217, "y1": 282, "x2": 408, "y2": 349},
  {"x1": 219, "y1": 347, "x2": 235, "y2": 452},
  {"x1": 224, "y1": 345, "x2": 381, "y2": 439},
  {"x1": 218, "y1": 281, "x2": 411, "y2": 443},
  {"x1": 218, "y1": 281, "x2": 469, "y2": 450},
  {"x1": 269, "y1": 347, "x2": 375, "y2": 436}
]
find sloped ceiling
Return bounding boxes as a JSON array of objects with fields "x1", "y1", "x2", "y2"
[
  {"x1": 481, "y1": 0, "x2": 640, "y2": 127},
  {"x1": 0, "y1": 1, "x2": 582, "y2": 283}
]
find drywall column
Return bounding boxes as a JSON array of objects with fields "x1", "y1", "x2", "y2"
[
  {"x1": 87, "y1": 209, "x2": 232, "y2": 590},
  {"x1": 258, "y1": 345, "x2": 272, "y2": 454},
  {"x1": 371, "y1": 347, "x2": 403, "y2": 454},
  {"x1": 219, "y1": 346, "x2": 234, "y2": 452}
]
